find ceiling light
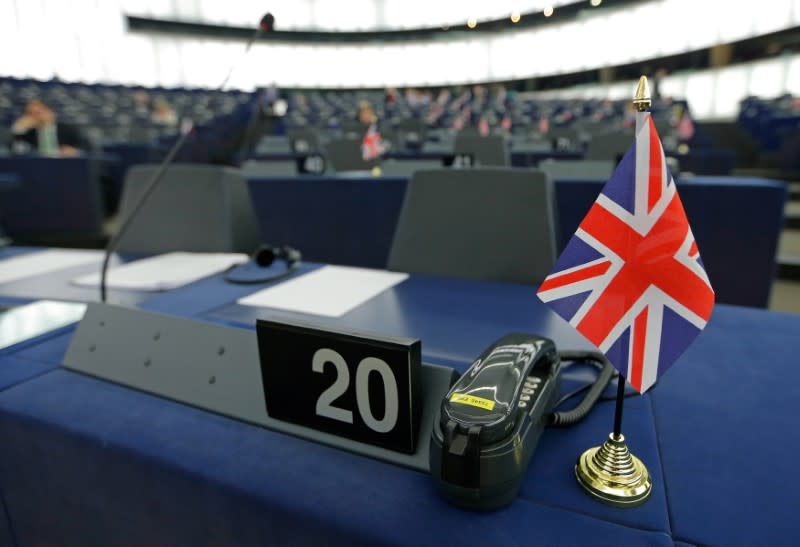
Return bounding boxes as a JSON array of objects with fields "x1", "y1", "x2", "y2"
[
  {"x1": 590, "y1": 0, "x2": 602, "y2": 6},
  {"x1": 467, "y1": 18, "x2": 478, "y2": 28},
  {"x1": 543, "y1": 6, "x2": 554, "y2": 17},
  {"x1": 511, "y1": 12, "x2": 521, "y2": 23}
]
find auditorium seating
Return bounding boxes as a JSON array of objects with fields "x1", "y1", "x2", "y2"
[
  {"x1": 0, "y1": 77, "x2": 251, "y2": 150},
  {"x1": 0, "y1": 76, "x2": 753, "y2": 179}
]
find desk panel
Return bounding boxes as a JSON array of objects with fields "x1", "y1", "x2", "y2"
[
  {"x1": 0, "y1": 257, "x2": 794, "y2": 545},
  {"x1": 0, "y1": 248, "x2": 156, "y2": 306},
  {"x1": 650, "y1": 305, "x2": 800, "y2": 546},
  {"x1": 0, "y1": 156, "x2": 106, "y2": 240},
  {"x1": 0, "y1": 369, "x2": 674, "y2": 547}
]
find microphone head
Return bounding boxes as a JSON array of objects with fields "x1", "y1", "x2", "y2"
[
  {"x1": 260, "y1": 13, "x2": 275, "y2": 32},
  {"x1": 254, "y1": 245, "x2": 276, "y2": 267}
]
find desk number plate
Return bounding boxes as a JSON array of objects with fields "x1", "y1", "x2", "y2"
[{"x1": 256, "y1": 319, "x2": 422, "y2": 454}]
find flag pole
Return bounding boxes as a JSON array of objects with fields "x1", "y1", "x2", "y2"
[
  {"x1": 573, "y1": 76, "x2": 654, "y2": 508},
  {"x1": 612, "y1": 374, "x2": 626, "y2": 438}
]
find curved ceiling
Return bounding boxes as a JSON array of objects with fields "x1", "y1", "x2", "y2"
[
  {"x1": 122, "y1": 0, "x2": 585, "y2": 32},
  {"x1": 2, "y1": 0, "x2": 798, "y2": 89}
]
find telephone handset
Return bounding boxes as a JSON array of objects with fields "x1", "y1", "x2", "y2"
[{"x1": 429, "y1": 333, "x2": 562, "y2": 511}]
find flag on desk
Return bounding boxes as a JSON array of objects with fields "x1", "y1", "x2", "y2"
[
  {"x1": 361, "y1": 123, "x2": 385, "y2": 161},
  {"x1": 536, "y1": 112, "x2": 714, "y2": 393}
]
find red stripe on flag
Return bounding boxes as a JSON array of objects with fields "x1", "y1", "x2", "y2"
[
  {"x1": 648, "y1": 118, "x2": 663, "y2": 213},
  {"x1": 629, "y1": 307, "x2": 648, "y2": 391},
  {"x1": 689, "y1": 240, "x2": 698, "y2": 257},
  {"x1": 537, "y1": 260, "x2": 612, "y2": 293}
]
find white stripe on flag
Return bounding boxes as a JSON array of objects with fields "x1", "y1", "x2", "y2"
[{"x1": 634, "y1": 112, "x2": 650, "y2": 218}]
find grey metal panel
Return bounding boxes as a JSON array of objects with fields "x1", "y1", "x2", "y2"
[{"x1": 63, "y1": 303, "x2": 456, "y2": 472}]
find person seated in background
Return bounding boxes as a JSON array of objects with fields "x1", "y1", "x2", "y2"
[
  {"x1": 357, "y1": 100, "x2": 377, "y2": 127},
  {"x1": 150, "y1": 99, "x2": 178, "y2": 127},
  {"x1": 133, "y1": 88, "x2": 151, "y2": 118},
  {"x1": 11, "y1": 99, "x2": 88, "y2": 157}
]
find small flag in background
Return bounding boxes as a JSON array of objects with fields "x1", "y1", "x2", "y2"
[
  {"x1": 536, "y1": 112, "x2": 714, "y2": 393},
  {"x1": 677, "y1": 112, "x2": 695, "y2": 141},
  {"x1": 478, "y1": 117, "x2": 490, "y2": 136},
  {"x1": 538, "y1": 116, "x2": 550, "y2": 134},
  {"x1": 361, "y1": 123, "x2": 385, "y2": 161}
]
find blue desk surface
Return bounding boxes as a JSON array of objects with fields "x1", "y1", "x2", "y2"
[
  {"x1": 0, "y1": 265, "x2": 797, "y2": 546},
  {"x1": 0, "y1": 247, "x2": 155, "y2": 307}
]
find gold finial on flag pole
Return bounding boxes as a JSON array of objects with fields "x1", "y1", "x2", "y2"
[{"x1": 632, "y1": 75, "x2": 651, "y2": 112}]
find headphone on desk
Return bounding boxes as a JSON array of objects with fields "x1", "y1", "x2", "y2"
[{"x1": 224, "y1": 244, "x2": 302, "y2": 284}]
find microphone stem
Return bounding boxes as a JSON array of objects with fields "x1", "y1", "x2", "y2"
[
  {"x1": 218, "y1": 27, "x2": 262, "y2": 94},
  {"x1": 100, "y1": 25, "x2": 264, "y2": 303}
]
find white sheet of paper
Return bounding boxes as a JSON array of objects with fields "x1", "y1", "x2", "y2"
[
  {"x1": 0, "y1": 249, "x2": 103, "y2": 285},
  {"x1": 237, "y1": 265, "x2": 409, "y2": 317},
  {"x1": 73, "y1": 252, "x2": 248, "y2": 291}
]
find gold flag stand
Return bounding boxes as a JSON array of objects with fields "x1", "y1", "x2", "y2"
[{"x1": 574, "y1": 76, "x2": 654, "y2": 507}]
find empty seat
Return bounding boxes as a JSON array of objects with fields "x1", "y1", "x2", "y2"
[
  {"x1": 585, "y1": 130, "x2": 634, "y2": 161},
  {"x1": 422, "y1": 140, "x2": 454, "y2": 154},
  {"x1": 287, "y1": 127, "x2": 320, "y2": 153},
  {"x1": 241, "y1": 159, "x2": 297, "y2": 177},
  {"x1": 115, "y1": 164, "x2": 259, "y2": 254},
  {"x1": 325, "y1": 138, "x2": 375, "y2": 172},
  {"x1": 453, "y1": 135, "x2": 509, "y2": 166},
  {"x1": 388, "y1": 168, "x2": 557, "y2": 284},
  {"x1": 255, "y1": 135, "x2": 291, "y2": 154}
]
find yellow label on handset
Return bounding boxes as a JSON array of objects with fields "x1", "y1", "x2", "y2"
[{"x1": 449, "y1": 393, "x2": 496, "y2": 411}]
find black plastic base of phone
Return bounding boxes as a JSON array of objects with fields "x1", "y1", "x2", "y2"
[{"x1": 429, "y1": 373, "x2": 561, "y2": 511}]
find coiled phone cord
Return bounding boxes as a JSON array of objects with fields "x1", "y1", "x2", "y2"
[{"x1": 547, "y1": 350, "x2": 615, "y2": 428}]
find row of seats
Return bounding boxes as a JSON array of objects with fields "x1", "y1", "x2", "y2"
[
  {"x1": 1, "y1": 77, "x2": 702, "y2": 156},
  {"x1": 105, "y1": 163, "x2": 784, "y2": 310},
  {"x1": 279, "y1": 97, "x2": 693, "y2": 156},
  {"x1": 738, "y1": 95, "x2": 800, "y2": 172},
  {"x1": 0, "y1": 77, "x2": 252, "y2": 149}
]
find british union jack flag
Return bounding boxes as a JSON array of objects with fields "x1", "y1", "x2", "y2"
[
  {"x1": 361, "y1": 124, "x2": 385, "y2": 161},
  {"x1": 537, "y1": 113, "x2": 714, "y2": 393}
]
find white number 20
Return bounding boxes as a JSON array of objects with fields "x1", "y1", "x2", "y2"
[{"x1": 312, "y1": 348, "x2": 399, "y2": 433}]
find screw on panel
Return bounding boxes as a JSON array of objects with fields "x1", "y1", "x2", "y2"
[
  {"x1": 99, "y1": 321, "x2": 105, "y2": 327},
  {"x1": 153, "y1": 332, "x2": 161, "y2": 341},
  {"x1": 144, "y1": 358, "x2": 151, "y2": 367},
  {"x1": 217, "y1": 346, "x2": 225, "y2": 356},
  {"x1": 89, "y1": 344, "x2": 96, "y2": 352},
  {"x1": 209, "y1": 376, "x2": 216, "y2": 384}
]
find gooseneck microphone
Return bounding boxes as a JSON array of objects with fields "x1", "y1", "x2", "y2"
[{"x1": 99, "y1": 13, "x2": 275, "y2": 302}]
